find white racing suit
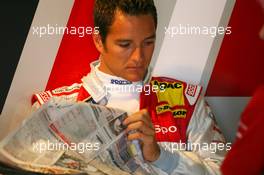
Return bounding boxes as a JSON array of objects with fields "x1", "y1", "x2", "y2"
[{"x1": 32, "y1": 61, "x2": 228, "y2": 175}]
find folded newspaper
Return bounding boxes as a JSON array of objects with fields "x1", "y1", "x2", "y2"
[{"x1": 0, "y1": 97, "x2": 157, "y2": 175}]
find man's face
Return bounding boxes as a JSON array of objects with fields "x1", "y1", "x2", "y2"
[{"x1": 94, "y1": 10, "x2": 156, "y2": 82}]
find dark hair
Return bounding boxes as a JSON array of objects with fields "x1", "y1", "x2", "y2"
[{"x1": 94, "y1": 0, "x2": 157, "y2": 44}]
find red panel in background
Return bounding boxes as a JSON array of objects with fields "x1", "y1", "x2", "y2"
[
  {"x1": 206, "y1": 0, "x2": 264, "y2": 97},
  {"x1": 45, "y1": 0, "x2": 99, "y2": 91}
]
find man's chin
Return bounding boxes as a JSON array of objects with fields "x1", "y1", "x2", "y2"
[
  {"x1": 124, "y1": 68, "x2": 147, "y2": 81},
  {"x1": 123, "y1": 74, "x2": 144, "y2": 82}
]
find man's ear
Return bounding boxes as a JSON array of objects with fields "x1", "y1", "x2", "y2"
[
  {"x1": 259, "y1": 24, "x2": 264, "y2": 40},
  {"x1": 92, "y1": 32, "x2": 104, "y2": 53}
]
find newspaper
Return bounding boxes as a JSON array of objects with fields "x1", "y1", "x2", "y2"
[
  {"x1": 0, "y1": 97, "x2": 156, "y2": 175},
  {"x1": 0, "y1": 98, "x2": 84, "y2": 174}
]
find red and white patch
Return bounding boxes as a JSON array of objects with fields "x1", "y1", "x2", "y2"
[{"x1": 185, "y1": 84, "x2": 202, "y2": 105}]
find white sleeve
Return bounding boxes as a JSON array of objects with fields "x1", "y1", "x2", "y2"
[
  {"x1": 31, "y1": 101, "x2": 41, "y2": 111},
  {"x1": 151, "y1": 97, "x2": 228, "y2": 175}
]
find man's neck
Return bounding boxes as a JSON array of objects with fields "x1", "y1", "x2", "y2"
[{"x1": 98, "y1": 59, "x2": 117, "y2": 77}]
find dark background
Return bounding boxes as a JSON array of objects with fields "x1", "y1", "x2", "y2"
[{"x1": 0, "y1": 1, "x2": 39, "y2": 114}]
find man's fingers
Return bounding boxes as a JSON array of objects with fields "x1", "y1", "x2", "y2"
[
  {"x1": 123, "y1": 109, "x2": 153, "y2": 129},
  {"x1": 126, "y1": 121, "x2": 155, "y2": 136},
  {"x1": 123, "y1": 109, "x2": 149, "y2": 125},
  {"x1": 127, "y1": 131, "x2": 155, "y2": 144}
]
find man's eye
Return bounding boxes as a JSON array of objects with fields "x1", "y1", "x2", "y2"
[
  {"x1": 118, "y1": 43, "x2": 130, "y2": 48},
  {"x1": 144, "y1": 40, "x2": 155, "y2": 46}
]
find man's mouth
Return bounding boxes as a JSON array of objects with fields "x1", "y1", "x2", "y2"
[{"x1": 126, "y1": 66, "x2": 144, "y2": 71}]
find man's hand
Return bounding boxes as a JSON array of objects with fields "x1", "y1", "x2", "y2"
[{"x1": 123, "y1": 109, "x2": 160, "y2": 162}]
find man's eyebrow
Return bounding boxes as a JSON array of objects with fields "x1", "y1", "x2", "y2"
[
  {"x1": 115, "y1": 39, "x2": 132, "y2": 43},
  {"x1": 115, "y1": 34, "x2": 156, "y2": 43},
  {"x1": 145, "y1": 34, "x2": 156, "y2": 40}
]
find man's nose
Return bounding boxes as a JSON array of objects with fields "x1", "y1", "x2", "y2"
[{"x1": 131, "y1": 47, "x2": 143, "y2": 65}]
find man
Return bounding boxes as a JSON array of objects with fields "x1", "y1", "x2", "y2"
[
  {"x1": 221, "y1": 1, "x2": 264, "y2": 174},
  {"x1": 221, "y1": 86, "x2": 264, "y2": 175},
  {"x1": 32, "y1": 0, "x2": 227, "y2": 174}
]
